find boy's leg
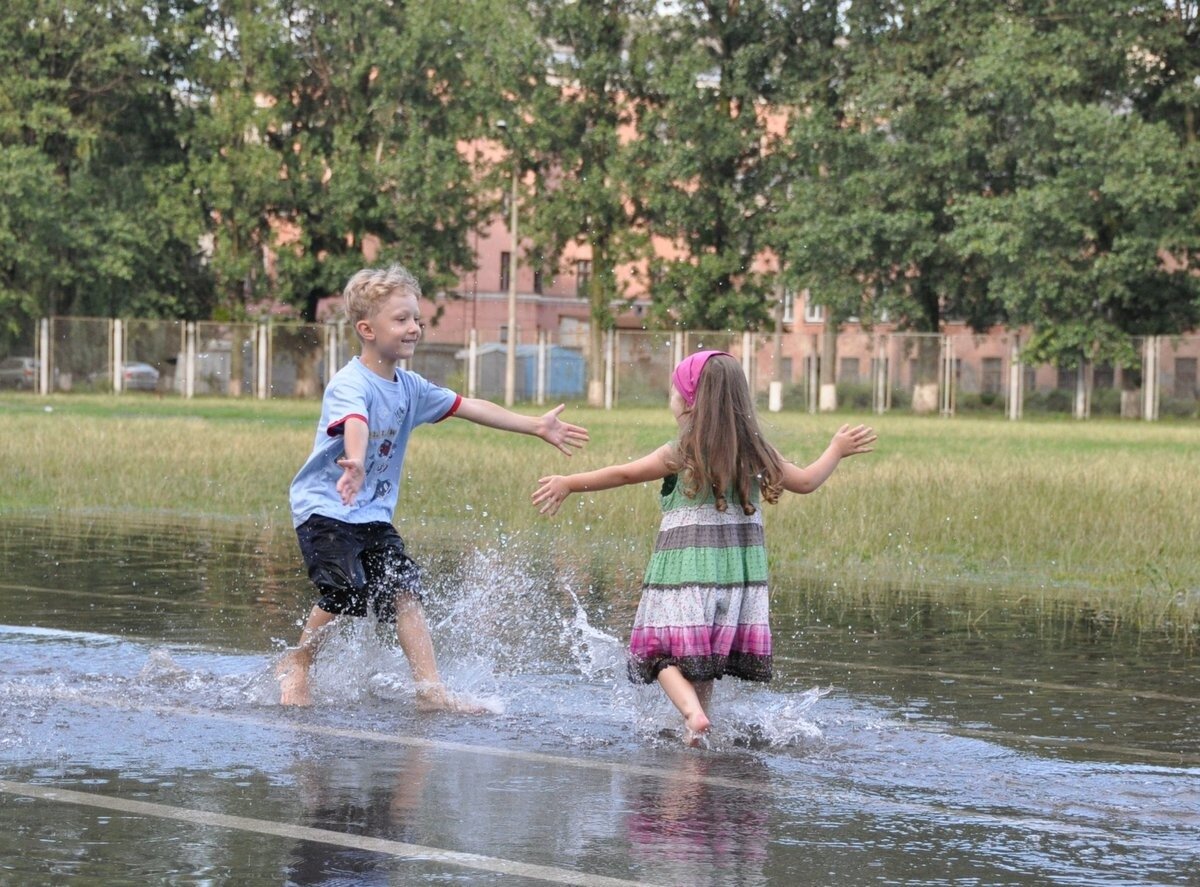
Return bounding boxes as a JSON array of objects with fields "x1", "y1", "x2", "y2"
[
  {"x1": 393, "y1": 593, "x2": 484, "y2": 713},
  {"x1": 277, "y1": 605, "x2": 336, "y2": 706},
  {"x1": 656, "y1": 665, "x2": 711, "y2": 741},
  {"x1": 392, "y1": 592, "x2": 442, "y2": 700}
]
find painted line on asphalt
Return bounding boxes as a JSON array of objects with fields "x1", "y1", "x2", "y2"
[
  {"x1": 779, "y1": 655, "x2": 1200, "y2": 705},
  {"x1": 17, "y1": 686, "x2": 1200, "y2": 842},
  {"x1": 0, "y1": 780, "x2": 658, "y2": 887}
]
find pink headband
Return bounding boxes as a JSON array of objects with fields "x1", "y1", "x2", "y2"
[{"x1": 671, "y1": 350, "x2": 732, "y2": 407}]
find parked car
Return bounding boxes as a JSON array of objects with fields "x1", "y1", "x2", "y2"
[
  {"x1": 85, "y1": 361, "x2": 162, "y2": 391},
  {"x1": 121, "y1": 361, "x2": 161, "y2": 391},
  {"x1": 0, "y1": 356, "x2": 39, "y2": 389}
]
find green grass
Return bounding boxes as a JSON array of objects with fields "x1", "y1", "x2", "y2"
[{"x1": 2, "y1": 391, "x2": 1197, "y2": 635}]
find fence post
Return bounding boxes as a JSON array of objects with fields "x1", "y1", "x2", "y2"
[
  {"x1": 323, "y1": 323, "x2": 338, "y2": 389},
  {"x1": 112, "y1": 319, "x2": 124, "y2": 394},
  {"x1": 939, "y1": 335, "x2": 956, "y2": 417},
  {"x1": 1142, "y1": 336, "x2": 1160, "y2": 421},
  {"x1": 38, "y1": 318, "x2": 50, "y2": 394},
  {"x1": 536, "y1": 328, "x2": 547, "y2": 406},
  {"x1": 872, "y1": 335, "x2": 888, "y2": 415},
  {"x1": 467, "y1": 328, "x2": 478, "y2": 399},
  {"x1": 184, "y1": 322, "x2": 196, "y2": 399},
  {"x1": 604, "y1": 328, "x2": 614, "y2": 410},
  {"x1": 256, "y1": 323, "x2": 270, "y2": 399},
  {"x1": 1007, "y1": 337, "x2": 1023, "y2": 420}
]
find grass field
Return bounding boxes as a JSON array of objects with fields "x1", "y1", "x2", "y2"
[{"x1": 2, "y1": 392, "x2": 1197, "y2": 635}]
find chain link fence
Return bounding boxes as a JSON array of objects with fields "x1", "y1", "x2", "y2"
[{"x1": 3, "y1": 316, "x2": 1196, "y2": 420}]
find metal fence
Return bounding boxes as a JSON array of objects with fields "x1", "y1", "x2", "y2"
[{"x1": 3, "y1": 316, "x2": 1197, "y2": 420}]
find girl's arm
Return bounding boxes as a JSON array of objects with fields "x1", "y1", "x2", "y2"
[
  {"x1": 533, "y1": 444, "x2": 675, "y2": 516},
  {"x1": 780, "y1": 423, "x2": 876, "y2": 495},
  {"x1": 453, "y1": 398, "x2": 589, "y2": 456}
]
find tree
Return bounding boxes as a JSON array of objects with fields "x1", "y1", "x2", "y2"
[
  {"x1": 0, "y1": 0, "x2": 214, "y2": 330},
  {"x1": 628, "y1": 0, "x2": 802, "y2": 330},
  {"x1": 776, "y1": 1, "x2": 1200, "y2": 405},
  {"x1": 520, "y1": 0, "x2": 654, "y2": 405}
]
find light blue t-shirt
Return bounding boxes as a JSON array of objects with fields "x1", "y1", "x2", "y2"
[{"x1": 289, "y1": 357, "x2": 461, "y2": 528}]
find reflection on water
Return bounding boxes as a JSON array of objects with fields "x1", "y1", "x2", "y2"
[
  {"x1": 0, "y1": 514, "x2": 1197, "y2": 885},
  {"x1": 625, "y1": 754, "x2": 771, "y2": 886}
]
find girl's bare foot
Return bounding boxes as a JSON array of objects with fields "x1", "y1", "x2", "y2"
[{"x1": 683, "y1": 710, "x2": 711, "y2": 746}]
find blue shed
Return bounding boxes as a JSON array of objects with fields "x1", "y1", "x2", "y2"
[{"x1": 455, "y1": 343, "x2": 586, "y2": 400}]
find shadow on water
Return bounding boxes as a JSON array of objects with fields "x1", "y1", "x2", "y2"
[{"x1": 0, "y1": 514, "x2": 1197, "y2": 885}]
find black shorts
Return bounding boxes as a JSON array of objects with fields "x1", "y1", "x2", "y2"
[{"x1": 295, "y1": 515, "x2": 423, "y2": 622}]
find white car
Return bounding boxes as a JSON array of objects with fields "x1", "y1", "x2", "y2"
[
  {"x1": 121, "y1": 362, "x2": 161, "y2": 391},
  {"x1": 0, "y1": 356, "x2": 39, "y2": 389}
]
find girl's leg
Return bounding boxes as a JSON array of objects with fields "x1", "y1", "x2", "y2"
[
  {"x1": 657, "y1": 665, "x2": 711, "y2": 740},
  {"x1": 277, "y1": 605, "x2": 337, "y2": 706}
]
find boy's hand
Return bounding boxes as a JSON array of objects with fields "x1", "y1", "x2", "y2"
[
  {"x1": 532, "y1": 475, "x2": 572, "y2": 516},
  {"x1": 335, "y1": 457, "x2": 366, "y2": 505},
  {"x1": 831, "y1": 423, "x2": 877, "y2": 458},
  {"x1": 535, "y1": 404, "x2": 590, "y2": 456}
]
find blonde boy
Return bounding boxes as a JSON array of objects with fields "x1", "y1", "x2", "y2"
[{"x1": 279, "y1": 263, "x2": 588, "y2": 708}]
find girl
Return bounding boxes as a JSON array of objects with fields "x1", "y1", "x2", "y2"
[{"x1": 532, "y1": 350, "x2": 875, "y2": 742}]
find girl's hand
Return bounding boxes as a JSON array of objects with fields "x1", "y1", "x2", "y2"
[
  {"x1": 535, "y1": 404, "x2": 590, "y2": 456},
  {"x1": 832, "y1": 423, "x2": 877, "y2": 457},
  {"x1": 335, "y1": 457, "x2": 366, "y2": 505},
  {"x1": 532, "y1": 475, "x2": 572, "y2": 516}
]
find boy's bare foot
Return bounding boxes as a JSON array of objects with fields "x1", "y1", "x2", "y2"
[
  {"x1": 415, "y1": 684, "x2": 489, "y2": 714},
  {"x1": 276, "y1": 657, "x2": 312, "y2": 707}
]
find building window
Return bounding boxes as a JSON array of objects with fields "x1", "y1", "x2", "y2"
[
  {"x1": 1056, "y1": 365, "x2": 1076, "y2": 390},
  {"x1": 1094, "y1": 362, "x2": 1114, "y2": 390},
  {"x1": 839, "y1": 357, "x2": 860, "y2": 384},
  {"x1": 804, "y1": 293, "x2": 825, "y2": 324},
  {"x1": 1023, "y1": 365, "x2": 1037, "y2": 392},
  {"x1": 981, "y1": 357, "x2": 1003, "y2": 395},
  {"x1": 1176, "y1": 357, "x2": 1197, "y2": 398},
  {"x1": 533, "y1": 268, "x2": 543, "y2": 295},
  {"x1": 781, "y1": 289, "x2": 795, "y2": 324},
  {"x1": 499, "y1": 324, "x2": 509, "y2": 344},
  {"x1": 500, "y1": 252, "x2": 511, "y2": 292},
  {"x1": 575, "y1": 260, "x2": 591, "y2": 298}
]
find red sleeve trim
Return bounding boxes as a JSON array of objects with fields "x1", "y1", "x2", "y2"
[
  {"x1": 435, "y1": 394, "x2": 463, "y2": 423},
  {"x1": 327, "y1": 413, "x2": 368, "y2": 436}
]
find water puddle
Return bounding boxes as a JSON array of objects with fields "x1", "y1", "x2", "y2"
[{"x1": 0, "y1": 514, "x2": 1196, "y2": 884}]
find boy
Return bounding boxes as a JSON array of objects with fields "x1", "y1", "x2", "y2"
[{"x1": 278, "y1": 263, "x2": 588, "y2": 709}]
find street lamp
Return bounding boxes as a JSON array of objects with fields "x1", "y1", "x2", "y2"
[{"x1": 495, "y1": 119, "x2": 518, "y2": 407}]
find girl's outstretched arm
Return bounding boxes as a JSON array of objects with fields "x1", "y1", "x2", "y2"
[
  {"x1": 780, "y1": 423, "x2": 876, "y2": 495},
  {"x1": 533, "y1": 444, "x2": 675, "y2": 516}
]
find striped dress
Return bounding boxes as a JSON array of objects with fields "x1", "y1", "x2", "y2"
[{"x1": 627, "y1": 472, "x2": 773, "y2": 685}]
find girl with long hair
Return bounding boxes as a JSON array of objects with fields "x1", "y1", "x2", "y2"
[{"x1": 533, "y1": 351, "x2": 875, "y2": 742}]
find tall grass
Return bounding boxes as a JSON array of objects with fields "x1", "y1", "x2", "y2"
[{"x1": 1, "y1": 392, "x2": 1197, "y2": 633}]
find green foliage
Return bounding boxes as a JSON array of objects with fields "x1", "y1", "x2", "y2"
[
  {"x1": 628, "y1": 1, "x2": 798, "y2": 330},
  {"x1": 0, "y1": 0, "x2": 1196, "y2": 351},
  {"x1": 774, "y1": 0, "x2": 1199, "y2": 359}
]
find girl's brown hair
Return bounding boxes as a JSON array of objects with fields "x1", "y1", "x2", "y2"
[{"x1": 676, "y1": 355, "x2": 784, "y2": 514}]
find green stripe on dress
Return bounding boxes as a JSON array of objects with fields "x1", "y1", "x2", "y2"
[{"x1": 642, "y1": 544, "x2": 769, "y2": 586}]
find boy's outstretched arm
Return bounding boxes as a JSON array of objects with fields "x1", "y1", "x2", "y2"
[
  {"x1": 335, "y1": 417, "x2": 369, "y2": 505},
  {"x1": 452, "y1": 398, "x2": 589, "y2": 455},
  {"x1": 779, "y1": 423, "x2": 876, "y2": 495},
  {"x1": 533, "y1": 444, "x2": 674, "y2": 516}
]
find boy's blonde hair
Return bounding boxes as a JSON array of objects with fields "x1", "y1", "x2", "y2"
[{"x1": 343, "y1": 264, "x2": 422, "y2": 327}]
